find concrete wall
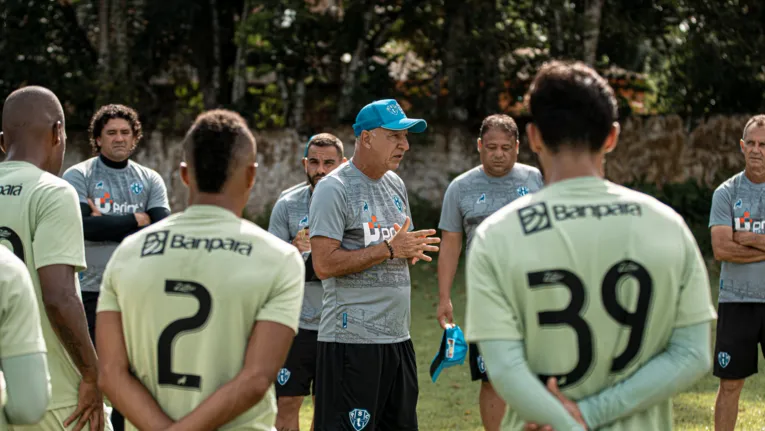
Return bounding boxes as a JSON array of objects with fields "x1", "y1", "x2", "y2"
[{"x1": 59, "y1": 114, "x2": 750, "y2": 217}]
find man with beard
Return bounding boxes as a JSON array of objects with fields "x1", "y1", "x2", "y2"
[
  {"x1": 436, "y1": 114, "x2": 543, "y2": 431},
  {"x1": 268, "y1": 133, "x2": 346, "y2": 431}
]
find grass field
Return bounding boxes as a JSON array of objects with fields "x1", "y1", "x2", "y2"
[{"x1": 295, "y1": 259, "x2": 765, "y2": 430}]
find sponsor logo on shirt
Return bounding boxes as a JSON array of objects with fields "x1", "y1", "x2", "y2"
[
  {"x1": 93, "y1": 191, "x2": 143, "y2": 214},
  {"x1": 735, "y1": 199, "x2": 743, "y2": 209},
  {"x1": 140, "y1": 230, "x2": 253, "y2": 257},
  {"x1": 299, "y1": 214, "x2": 309, "y2": 228},
  {"x1": 362, "y1": 201, "x2": 369, "y2": 212},
  {"x1": 0, "y1": 184, "x2": 22, "y2": 196},
  {"x1": 362, "y1": 215, "x2": 396, "y2": 247},
  {"x1": 349, "y1": 409, "x2": 371, "y2": 431},
  {"x1": 519, "y1": 202, "x2": 642, "y2": 235},
  {"x1": 130, "y1": 182, "x2": 144, "y2": 195},
  {"x1": 95, "y1": 181, "x2": 104, "y2": 190},
  {"x1": 476, "y1": 193, "x2": 486, "y2": 204},
  {"x1": 393, "y1": 195, "x2": 404, "y2": 213},
  {"x1": 734, "y1": 211, "x2": 765, "y2": 233}
]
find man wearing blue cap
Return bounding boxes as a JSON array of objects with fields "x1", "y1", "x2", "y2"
[
  {"x1": 268, "y1": 133, "x2": 346, "y2": 431},
  {"x1": 309, "y1": 99, "x2": 440, "y2": 430}
]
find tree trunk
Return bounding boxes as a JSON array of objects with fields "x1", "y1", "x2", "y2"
[
  {"x1": 231, "y1": 0, "x2": 250, "y2": 105},
  {"x1": 582, "y1": 0, "x2": 604, "y2": 66},
  {"x1": 337, "y1": 6, "x2": 372, "y2": 121},
  {"x1": 204, "y1": 0, "x2": 222, "y2": 108},
  {"x1": 292, "y1": 79, "x2": 306, "y2": 130}
]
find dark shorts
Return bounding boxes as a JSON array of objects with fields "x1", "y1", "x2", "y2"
[
  {"x1": 276, "y1": 329, "x2": 318, "y2": 398},
  {"x1": 469, "y1": 343, "x2": 489, "y2": 382},
  {"x1": 714, "y1": 303, "x2": 765, "y2": 380},
  {"x1": 82, "y1": 291, "x2": 100, "y2": 345},
  {"x1": 314, "y1": 340, "x2": 418, "y2": 431}
]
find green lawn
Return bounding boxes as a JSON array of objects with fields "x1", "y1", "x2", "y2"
[{"x1": 296, "y1": 259, "x2": 765, "y2": 430}]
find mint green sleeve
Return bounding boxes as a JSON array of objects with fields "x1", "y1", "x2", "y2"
[
  {"x1": 577, "y1": 322, "x2": 712, "y2": 429},
  {"x1": 2, "y1": 353, "x2": 51, "y2": 424},
  {"x1": 478, "y1": 340, "x2": 585, "y2": 431}
]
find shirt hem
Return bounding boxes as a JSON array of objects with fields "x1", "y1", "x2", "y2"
[
  {"x1": 673, "y1": 312, "x2": 717, "y2": 329},
  {"x1": 308, "y1": 229, "x2": 344, "y2": 242},
  {"x1": 35, "y1": 256, "x2": 87, "y2": 272},
  {"x1": 0, "y1": 343, "x2": 47, "y2": 359},
  {"x1": 317, "y1": 335, "x2": 411, "y2": 344},
  {"x1": 718, "y1": 297, "x2": 765, "y2": 304}
]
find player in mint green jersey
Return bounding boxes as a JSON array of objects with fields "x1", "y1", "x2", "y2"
[
  {"x1": 1, "y1": 86, "x2": 109, "y2": 431},
  {"x1": 465, "y1": 61, "x2": 716, "y2": 431},
  {"x1": 0, "y1": 246, "x2": 51, "y2": 429},
  {"x1": 96, "y1": 109, "x2": 304, "y2": 431}
]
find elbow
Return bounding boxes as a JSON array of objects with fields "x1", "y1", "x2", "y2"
[
  {"x1": 711, "y1": 245, "x2": 728, "y2": 262},
  {"x1": 312, "y1": 257, "x2": 331, "y2": 280},
  {"x1": 237, "y1": 373, "x2": 271, "y2": 406},
  {"x1": 97, "y1": 364, "x2": 120, "y2": 399}
]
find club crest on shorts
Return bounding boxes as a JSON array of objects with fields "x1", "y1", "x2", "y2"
[
  {"x1": 277, "y1": 368, "x2": 291, "y2": 385},
  {"x1": 517, "y1": 186, "x2": 530, "y2": 197},
  {"x1": 349, "y1": 409, "x2": 370, "y2": 431},
  {"x1": 130, "y1": 182, "x2": 144, "y2": 195},
  {"x1": 477, "y1": 355, "x2": 486, "y2": 373},
  {"x1": 718, "y1": 352, "x2": 731, "y2": 369}
]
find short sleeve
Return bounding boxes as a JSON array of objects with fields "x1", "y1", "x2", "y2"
[
  {"x1": 0, "y1": 259, "x2": 46, "y2": 358},
  {"x1": 268, "y1": 198, "x2": 292, "y2": 243},
  {"x1": 32, "y1": 184, "x2": 86, "y2": 272},
  {"x1": 62, "y1": 166, "x2": 89, "y2": 204},
  {"x1": 533, "y1": 169, "x2": 545, "y2": 190},
  {"x1": 147, "y1": 171, "x2": 170, "y2": 211},
  {"x1": 465, "y1": 228, "x2": 524, "y2": 342},
  {"x1": 309, "y1": 178, "x2": 347, "y2": 242},
  {"x1": 438, "y1": 180, "x2": 463, "y2": 233},
  {"x1": 96, "y1": 250, "x2": 122, "y2": 313},
  {"x1": 709, "y1": 184, "x2": 732, "y2": 228},
  {"x1": 403, "y1": 184, "x2": 414, "y2": 231},
  {"x1": 255, "y1": 250, "x2": 305, "y2": 333},
  {"x1": 675, "y1": 221, "x2": 717, "y2": 328}
]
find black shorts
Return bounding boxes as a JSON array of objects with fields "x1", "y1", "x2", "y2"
[
  {"x1": 714, "y1": 303, "x2": 765, "y2": 380},
  {"x1": 276, "y1": 329, "x2": 318, "y2": 397},
  {"x1": 469, "y1": 343, "x2": 489, "y2": 382},
  {"x1": 314, "y1": 340, "x2": 418, "y2": 431},
  {"x1": 82, "y1": 291, "x2": 99, "y2": 345}
]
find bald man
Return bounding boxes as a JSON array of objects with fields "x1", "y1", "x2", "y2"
[{"x1": 0, "y1": 86, "x2": 110, "y2": 431}]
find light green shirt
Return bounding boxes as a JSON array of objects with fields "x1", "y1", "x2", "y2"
[
  {"x1": 0, "y1": 161, "x2": 86, "y2": 410},
  {"x1": 97, "y1": 205, "x2": 305, "y2": 430},
  {"x1": 466, "y1": 177, "x2": 717, "y2": 431}
]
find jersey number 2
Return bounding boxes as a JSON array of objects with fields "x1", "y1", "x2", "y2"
[
  {"x1": 157, "y1": 280, "x2": 212, "y2": 390},
  {"x1": 527, "y1": 259, "x2": 652, "y2": 388},
  {"x1": 0, "y1": 227, "x2": 25, "y2": 263}
]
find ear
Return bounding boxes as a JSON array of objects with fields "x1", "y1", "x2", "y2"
[
  {"x1": 52, "y1": 121, "x2": 62, "y2": 147},
  {"x1": 740, "y1": 139, "x2": 746, "y2": 154},
  {"x1": 516, "y1": 139, "x2": 520, "y2": 154},
  {"x1": 342, "y1": 156, "x2": 348, "y2": 163},
  {"x1": 602, "y1": 122, "x2": 620, "y2": 154},
  {"x1": 0, "y1": 132, "x2": 5, "y2": 155},
  {"x1": 246, "y1": 162, "x2": 257, "y2": 188},
  {"x1": 477, "y1": 137, "x2": 483, "y2": 152},
  {"x1": 364, "y1": 131, "x2": 373, "y2": 148},
  {"x1": 526, "y1": 123, "x2": 544, "y2": 155},
  {"x1": 302, "y1": 158, "x2": 308, "y2": 172},
  {"x1": 179, "y1": 161, "x2": 190, "y2": 187}
]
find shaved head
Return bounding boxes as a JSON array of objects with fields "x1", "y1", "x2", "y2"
[{"x1": 1, "y1": 86, "x2": 67, "y2": 175}]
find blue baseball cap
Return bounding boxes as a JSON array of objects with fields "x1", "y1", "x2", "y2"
[
  {"x1": 430, "y1": 324, "x2": 468, "y2": 383},
  {"x1": 352, "y1": 99, "x2": 427, "y2": 137}
]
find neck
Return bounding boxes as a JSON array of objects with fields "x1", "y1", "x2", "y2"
[
  {"x1": 351, "y1": 153, "x2": 386, "y2": 180},
  {"x1": 542, "y1": 150, "x2": 603, "y2": 184},
  {"x1": 189, "y1": 193, "x2": 243, "y2": 217},
  {"x1": 99, "y1": 153, "x2": 128, "y2": 169},
  {"x1": 745, "y1": 166, "x2": 765, "y2": 184},
  {"x1": 4, "y1": 143, "x2": 49, "y2": 172}
]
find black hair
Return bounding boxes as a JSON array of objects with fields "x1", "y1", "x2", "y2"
[
  {"x1": 89, "y1": 104, "x2": 143, "y2": 154},
  {"x1": 479, "y1": 114, "x2": 519, "y2": 142},
  {"x1": 307, "y1": 133, "x2": 344, "y2": 158},
  {"x1": 525, "y1": 61, "x2": 618, "y2": 153},
  {"x1": 183, "y1": 109, "x2": 255, "y2": 193}
]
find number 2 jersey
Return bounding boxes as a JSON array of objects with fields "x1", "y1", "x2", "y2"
[
  {"x1": 465, "y1": 176, "x2": 717, "y2": 431},
  {"x1": 97, "y1": 205, "x2": 305, "y2": 430},
  {"x1": 0, "y1": 161, "x2": 87, "y2": 411}
]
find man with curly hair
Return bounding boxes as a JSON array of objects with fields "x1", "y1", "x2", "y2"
[{"x1": 63, "y1": 104, "x2": 170, "y2": 431}]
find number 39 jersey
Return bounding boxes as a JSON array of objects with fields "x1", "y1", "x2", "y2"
[
  {"x1": 465, "y1": 177, "x2": 717, "y2": 431},
  {"x1": 97, "y1": 205, "x2": 305, "y2": 431}
]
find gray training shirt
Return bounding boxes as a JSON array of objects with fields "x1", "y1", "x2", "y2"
[
  {"x1": 710, "y1": 171, "x2": 765, "y2": 303},
  {"x1": 309, "y1": 160, "x2": 414, "y2": 344},
  {"x1": 63, "y1": 157, "x2": 169, "y2": 292},
  {"x1": 439, "y1": 163, "x2": 544, "y2": 248},
  {"x1": 268, "y1": 183, "x2": 323, "y2": 331}
]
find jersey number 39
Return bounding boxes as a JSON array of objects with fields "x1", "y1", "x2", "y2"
[
  {"x1": 528, "y1": 259, "x2": 652, "y2": 389},
  {"x1": 157, "y1": 279, "x2": 212, "y2": 390}
]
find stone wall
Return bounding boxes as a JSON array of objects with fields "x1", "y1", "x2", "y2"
[{"x1": 57, "y1": 114, "x2": 751, "y2": 217}]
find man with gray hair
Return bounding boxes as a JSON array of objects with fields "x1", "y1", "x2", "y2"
[
  {"x1": 269, "y1": 133, "x2": 346, "y2": 431},
  {"x1": 309, "y1": 99, "x2": 440, "y2": 430},
  {"x1": 710, "y1": 114, "x2": 765, "y2": 431}
]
